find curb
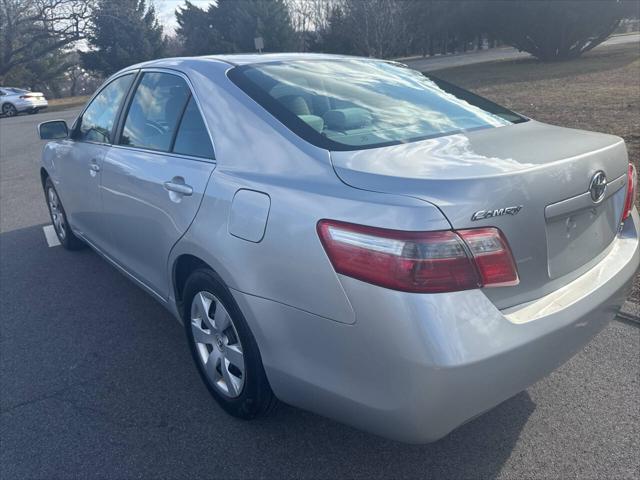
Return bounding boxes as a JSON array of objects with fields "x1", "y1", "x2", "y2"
[{"x1": 617, "y1": 300, "x2": 640, "y2": 324}]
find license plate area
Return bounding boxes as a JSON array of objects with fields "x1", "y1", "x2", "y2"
[{"x1": 545, "y1": 185, "x2": 625, "y2": 279}]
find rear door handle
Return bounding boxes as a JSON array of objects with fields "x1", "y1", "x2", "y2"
[{"x1": 164, "y1": 180, "x2": 193, "y2": 196}]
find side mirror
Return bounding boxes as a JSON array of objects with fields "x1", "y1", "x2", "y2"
[{"x1": 38, "y1": 120, "x2": 68, "y2": 140}]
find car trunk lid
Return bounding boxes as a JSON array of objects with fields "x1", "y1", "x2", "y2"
[{"x1": 330, "y1": 121, "x2": 629, "y2": 309}]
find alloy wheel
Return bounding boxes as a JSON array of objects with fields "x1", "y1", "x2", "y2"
[
  {"x1": 190, "y1": 291, "x2": 245, "y2": 398},
  {"x1": 47, "y1": 187, "x2": 66, "y2": 240},
  {"x1": 2, "y1": 104, "x2": 17, "y2": 117}
]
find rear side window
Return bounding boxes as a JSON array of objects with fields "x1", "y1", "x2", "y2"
[
  {"x1": 172, "y1": 97, "x2": 214, "y2": 159},
  {"x1": 78, "y1": 74, "x2": 134, "y2": 143},
  {"x1": 120, "y1": 72, "x2": 190, "y2": 152}
]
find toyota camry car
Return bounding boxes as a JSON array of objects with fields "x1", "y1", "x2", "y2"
[
  {"x1": 37, "y1": 54, "x2": 639, "y2": 443},
  {"x1": 1, "y1": 87, "x2": 48, "y2": 116}
]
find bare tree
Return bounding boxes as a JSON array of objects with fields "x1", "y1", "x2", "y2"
[
  {"x1": 340, "y1": 0, "x2": 410, "y2": 58},
  {"x1": 0, "y1": 0, "x2": 93, "y2": 78},
  {"x1": 285, "y1": 0, "x2": 336, "y2": 51}
]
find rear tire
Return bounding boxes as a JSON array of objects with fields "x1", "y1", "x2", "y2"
[
  {"x1": 44, "y1": 177, "x2": 84, "y2": 250},
  {"x1": 183, "y1": 268, "x2": 278, "y2": 419}
]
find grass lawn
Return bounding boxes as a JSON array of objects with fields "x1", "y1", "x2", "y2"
[
  {"x1": 430, "y1": 42, "x2": 640, "y2": 301},
  {"x1": 48, "y1": 95, "x2": 90, "y2": 112}
]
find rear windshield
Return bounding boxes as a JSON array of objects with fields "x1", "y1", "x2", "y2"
[{"x1": 228, "y1": 59, "x2": 526, "y2": 151}]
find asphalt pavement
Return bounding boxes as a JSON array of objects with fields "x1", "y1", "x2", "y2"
[{"x1": 1, "y1": 109, "x2": 639, "y2": 479}]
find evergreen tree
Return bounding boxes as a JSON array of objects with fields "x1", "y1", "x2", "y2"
[
  {"x1": 176, "y1": 1, "x2": 225, "y2": 56},
  {"x1": 176, "y1": 0, "x2": 295, "y2": 54},
  {"x1": 82, "y1": 0, "x2": 166, "y2": 76},
  {"x1": 482, "y1": 0, "x2": 630, "y2": 61},
  {"x1": 218, "y1": 0, "x2": 295, "y2": 53}
]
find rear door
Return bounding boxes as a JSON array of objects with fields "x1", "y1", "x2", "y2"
[{"x1": 100, "y1": 70, "x2": 215, "y2": 299}]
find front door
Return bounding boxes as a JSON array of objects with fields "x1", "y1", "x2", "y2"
[
  {"x1": 60, "y1": 73, "x2": 135, "y2": 247},
  {"x1": 100, "y1": 71, "x2": 216, "y2": 299}
]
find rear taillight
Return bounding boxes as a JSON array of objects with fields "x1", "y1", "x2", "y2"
[
  {"x1": 317, "y1": 220, "x2": 519, "y2": 293},
  {"x1": 456, "y1": 228, "x2": 520, "y2": 287},
  {"x1": 621, "y1": 163, "x2": 637, "y2": 223}
]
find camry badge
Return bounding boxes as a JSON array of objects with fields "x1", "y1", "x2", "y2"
[{"x1": 471, "y1": 205, "x2": 523, "y2": 221}]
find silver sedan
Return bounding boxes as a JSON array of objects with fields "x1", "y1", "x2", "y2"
[
  {"x1": 1, "y1": 87, "x2": 48, "y2": 116},
  {"x1": 37, "y1": 54, "x2": 639, "y2": 443}
]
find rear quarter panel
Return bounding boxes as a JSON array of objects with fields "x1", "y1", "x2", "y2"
[{"x1": 168, "y1": 60, "x2": 451, "y2": 324}]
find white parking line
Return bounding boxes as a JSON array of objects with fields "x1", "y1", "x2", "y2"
[{"x1": 43, "y1": 225, "x2": 61, "y2": 247}]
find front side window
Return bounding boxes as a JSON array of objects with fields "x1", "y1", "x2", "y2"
[
  {"x1": 120, "y1": 72, "x2": 190, "y2": 152},
  {"x1": 228, "y1": 60, "x2": 526, "y2": 151},
  {"x1": 77, "y1": 74, "x2": 134, "y2": 143}
]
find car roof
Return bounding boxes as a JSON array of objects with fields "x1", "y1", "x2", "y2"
[
  {"x1": 125, "y1": 52, "x2": 386, "y2": 71},
  {"x1": 202, "y1": 52, "x2": 367, "y2": 66}
]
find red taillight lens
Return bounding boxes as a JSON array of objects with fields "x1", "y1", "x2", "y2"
[
  {"x1": 317, "y1": 220, "x2": 519, "y2": 293},
  {"x1": 621, "y1": 163, "x2": 637, "y2": 223},
  {"x1": 457, "y1": 228, "x2": 519, "y2": 287}
]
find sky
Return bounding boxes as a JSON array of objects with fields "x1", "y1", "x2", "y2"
[{"x1": 153, "y1": 0, "x2": 213, "y2": 33}]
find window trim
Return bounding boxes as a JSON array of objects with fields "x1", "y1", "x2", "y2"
[
  {"x1": 110, "y1": 143, "x2": 215, "y2": 164},
  {"x1": 168, "y1": 92, "x2": 192, "y2": 153},
  {"x1": 70, "y1": 70, "x2": 139, "y2": 146},
  {"x1": 113, "y1": 67, "x2": 216, "y2": 161}
]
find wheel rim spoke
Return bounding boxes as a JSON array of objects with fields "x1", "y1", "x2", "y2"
[
  {"x1": 191, "y1": 321, "x2": 215, "y2": 344},
  {"x1": 224, "y1": 344, "x2": 244, "y2": 374},
  {"x1": 213, "y1": 303, "x2": 230, "y2": 331},
  {"x1": 194, "y1": 292, "x2": 214, "y2": 331},
  {"x1": 221, "y1": 359, "x2": 238, "y2": 396},
  {"x1": 205, "y1": 349, "x2": 221, "y2": 380}
]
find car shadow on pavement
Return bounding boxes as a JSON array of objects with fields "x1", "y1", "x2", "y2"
[{"x1": 1, "y1": 224, "x2": 534, "y2": 479}]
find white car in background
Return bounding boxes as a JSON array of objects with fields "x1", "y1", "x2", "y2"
[{"x1": 0, "y1": 87, "x2": 48, "y2": 117}]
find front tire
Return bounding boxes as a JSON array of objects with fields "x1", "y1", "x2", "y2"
[
  {"x1": 183, "y1": 268, "x2": 278, "y2": 419},
  {"x1": 44, "y1": 177, "x2": 84, "y2": 250}
]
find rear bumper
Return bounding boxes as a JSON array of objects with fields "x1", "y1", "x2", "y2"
[{"x1": 232, "y1": 209, "x2": 639, "y2": 443}]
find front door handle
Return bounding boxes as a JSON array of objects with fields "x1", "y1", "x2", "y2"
[{"x1": 164, "y1": 180, "x2": 193, "y2": 196}]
